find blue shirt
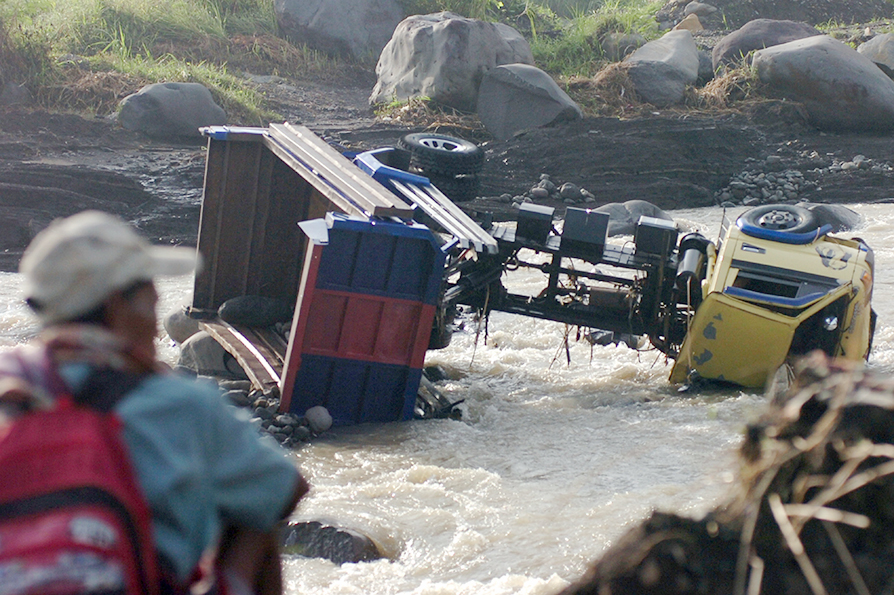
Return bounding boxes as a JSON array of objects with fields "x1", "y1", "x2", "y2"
[{"x1": 62, "y1": 366, "x2": 300, "y2": 581}]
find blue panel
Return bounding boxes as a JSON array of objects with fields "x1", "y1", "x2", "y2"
[
  {"x1": 318, "y1": 228, "x2": 359, "y2": 288},
  {"x1": 388, "y1": 238, "x2": 432, "y2": 301},
  {"x1": 288, "y1": 355, "x2": 421, "y2": 425},
  {"x1": 313, "y1": 217, "x2": 446, "y2": 304},
  {"x1": 353, "y1": 232, "x2": 396, "y2": 293}
]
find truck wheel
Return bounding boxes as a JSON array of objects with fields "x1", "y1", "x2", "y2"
[
  {"x1": 398, "y1": 133, "x2": 484, "y2": 176},
  {"x1": 738, "y1": 204, "x2": 819, "y2": 234}
]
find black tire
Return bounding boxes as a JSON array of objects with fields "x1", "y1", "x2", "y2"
[
  {"x1": 737, "y1": 204, "x2": 820, "y2": 234},
  {"x1": 428, "y1": 174, "x2": 480, "y2": 203},
  {"x1": 398, "y1": 133, "x2": 484, "y2": 176}
]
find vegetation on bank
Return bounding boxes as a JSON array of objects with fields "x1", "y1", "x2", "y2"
[
  {"x1": 0, "y1": 0, "x2": 680, "y2": 122},
  {"x1": 0, "y1": 0, "x2": 842, "y2": 124}
]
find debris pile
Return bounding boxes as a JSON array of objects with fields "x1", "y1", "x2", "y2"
[{"x1": 560, "y1": 351, "x2": 894, "y2": 595}]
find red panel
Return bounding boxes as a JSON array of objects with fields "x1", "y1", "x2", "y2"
[
  {"x1": 341, "y1": 297, "x2": 384, "y2": 357},
  {"x1": 295, "y1": 289, "x2": 435, "y2": 367},
  {"x1": 304, "y1": 293, "x2": 347, "y2": 354},
  {"x1": 375, "y1": 301, "x2": 423, "y2": 362}
]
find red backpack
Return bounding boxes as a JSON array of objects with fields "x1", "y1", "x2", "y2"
[{"x1": 0, "y1": 349, "x2": 160, "y2": 595}]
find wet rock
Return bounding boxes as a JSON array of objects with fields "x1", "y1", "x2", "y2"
[
  {"x1": 281, "y1": 521, "x2": 382, "y2": 564},
  {"x1": 163, "y1": 307, "x2": 200, "y2": 345},
  {"x1": 218, "y1": 295, "x2": 293, "y2": 327},
  {"x1": 305, "y1": 405, "x2": 333, "y2": 434},
  {"x1": 177, "y1": 331, "x2": 247, "y2": 380},
  {"x1": 593, "y1": 200, "x2": 674, "y2": 236},
  {"x1": 559, "y1": 182, "x2": 581, "y2": 200},
  {"x1": 801, "y1": 203, "x2": 862, "y2": 232}
]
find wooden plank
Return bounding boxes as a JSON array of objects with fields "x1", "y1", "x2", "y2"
[
  {"x1": 200, "y1": 320, "x2": 287, "y2": 391},
  {"x1": 265, "y1": 123, "x2": 414, "y2": 219}
]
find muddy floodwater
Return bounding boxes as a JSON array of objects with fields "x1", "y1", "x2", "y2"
[{"x1": 1, "y1": 204, "x2": 893, "y2": 595}]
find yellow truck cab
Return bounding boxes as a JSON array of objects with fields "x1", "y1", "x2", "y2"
[{"x1": 670, "y1": 205, "x2": 875, "y2": 388}]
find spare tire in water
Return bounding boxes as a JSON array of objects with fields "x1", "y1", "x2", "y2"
[
  {"x1": 398, "y1": 133, "x2": 484, "y2": 176},
  {"x1": 737, "y1": 204, "x2": 819, "y2": 234}
]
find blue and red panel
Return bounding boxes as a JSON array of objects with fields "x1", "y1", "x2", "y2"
[{"x1": 280, "y1": 215, "x2": 446, "y2": 425}]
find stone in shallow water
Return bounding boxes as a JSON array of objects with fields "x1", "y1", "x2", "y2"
[{"x1": 281, "y1": 521, "x2": 382, "y2": 564}]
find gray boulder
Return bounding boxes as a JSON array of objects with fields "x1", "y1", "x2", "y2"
[
  {"x1": 274, "y1": 0, "x2": 403, "y2": 60},
  {"x1": 117, "y1": 82, "x2": 225, "y2": 138},
  {"x1": 600, "y1": 32, "x2": 646, "y2": 62},
  {"x1": 753, "y1": 35, "x2": 894, "y2": 132},
  {"x1": 369, "y1": 12, "x2": 533, "y2": 112},
  {"x1": 218, "y1": 295, "x2": 293, "y2": 327},
  {"x1": 712, "y1": 19, "x2": 820, "y2": 70},
  {"x1": 625, "y1": 30, "x2": 699, "y2": 106},
  {"x1": 858, "y1": 33, "x2": 894, "y2": 75},
  {"x1": 163, "y1": 308, "x2": 201, "y2": 345},
  {"x1": 477, "y1": 64, "x2": 582, "y2": 141},
  {"x1": 801, "y1": 203, "x2": 862, "y2": 232},
  {"x1": 177, "y1": 330, "x2": 247, "y2": 380},
  {"x1": 282, "y1": 521, "x2": 381, "y2": 564},
  {"x1": 593, "y1": 200, "x2": 673, "y2": 236},
  {"x1": 684, "y1": 2, "x2": 717, "y2": 18}
]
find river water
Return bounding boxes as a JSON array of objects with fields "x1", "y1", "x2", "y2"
[{"x1": 1, "y1": 204, "x2": 893, "y2": 594}]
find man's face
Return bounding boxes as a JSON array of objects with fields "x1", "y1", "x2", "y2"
[{"x1": 109, "y1": 281, "x2": 159, "y2": 360}]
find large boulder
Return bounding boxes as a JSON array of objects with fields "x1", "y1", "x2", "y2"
[
  {"x1": 177, "y1": 331, "x2": 247, "y2": 380},
  {"x1": 753, "y1": 35, "x2": 894, "y2": 132},
  {"x1": 477, "y1": 64, "x2": 582, "y2": 141},
  {"x1": 600, "y1": 32, "x2": 646, "y2": 62},
  {"x1": 117, "y1": 82, "x2": 225, "y2": 138},
  {"x1": 801, "y1": 203, "x2": 862, "y2": 232},
  {"x1": 274, "y1": 0, "x2": 403, "y2": 60},
  {"x1": 656, "y1": 0, "x2": 894, "y2": 30},
  {"x1": 369, "y1": 12, "x2": 534, "y2": 112},
  {"x1": 858, "y1": 33, "x2": 894, "y2": 76},
  {"x1": 624, "y1": 30, "x2": 699, "y2": 106},
  {"x1": 712, "y1": 19, "x2": 820, "y2": 70},
  {"x1": 218, "y1": 295, "x2": 293, "y2": 328},
  {"x1": 593, "y1": 200, "x2": 673, "y2": 236}
]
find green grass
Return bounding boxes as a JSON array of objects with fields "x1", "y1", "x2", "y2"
[
  {"x1": 1, "y1": 0, "x2": 667, "y2": 120},
  {"x1": 530, "y1": 0, "x2": 662, "y2": 77}
]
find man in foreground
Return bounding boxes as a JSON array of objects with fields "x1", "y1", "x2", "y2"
[{"x1": 0, "y1": 210, "x2": 308, "y2": 594}]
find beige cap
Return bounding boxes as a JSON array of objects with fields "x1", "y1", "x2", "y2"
[{"x1": 20, "y1": 210, "x2": 198, "y2": 324}]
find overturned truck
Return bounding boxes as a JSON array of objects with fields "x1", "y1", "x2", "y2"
[{"x1": 187, "y1": 124, "x2": 875, "y2": 426}]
